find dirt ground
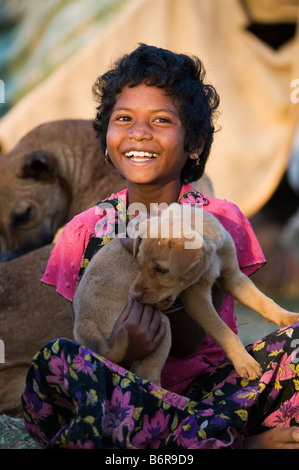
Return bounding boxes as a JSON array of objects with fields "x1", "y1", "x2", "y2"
[
  {"x1": 235, "y1": 294, "x2": 299, "y2": 346},
  {"x1": 0, "y1": 414, "x2": 39, "y2": 449}
]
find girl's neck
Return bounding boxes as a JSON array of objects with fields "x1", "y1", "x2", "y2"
[{"x1": 126, "y1": 180, "x2": 183, "y2": 213}]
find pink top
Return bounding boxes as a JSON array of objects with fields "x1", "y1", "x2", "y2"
[{"x1": 42, "y1": 184, "x2": 266, "y2": 394}]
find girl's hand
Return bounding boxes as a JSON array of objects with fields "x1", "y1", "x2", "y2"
[
  {"x1": 243, "y1": 427, "x2": 299, "y2": 449},
  {"x1": 109, "y1": 295, "x2": 166, "y2": 369}
]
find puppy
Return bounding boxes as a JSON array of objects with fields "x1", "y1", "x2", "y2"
[{"x1": 73, "y1": 204, "x2": 299, "y2": 385}]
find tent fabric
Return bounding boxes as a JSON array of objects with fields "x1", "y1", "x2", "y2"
[
  {"x1": 0, "y1": 0, "x2": 298, "y2": 216},
  {"x1": 0, "y1": 0, "x2": 127, "y2": 116}
]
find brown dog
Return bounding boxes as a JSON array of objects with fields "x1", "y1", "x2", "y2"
[
  {"x1": 73, "y1": 204, "x2": 299, "y2": 385},
  {"x1": 0, "y1": 244, "x2": 73, "y2": 416},
  {"x1": 0, "y1": 119, "x2": 125, "y2": 260}
]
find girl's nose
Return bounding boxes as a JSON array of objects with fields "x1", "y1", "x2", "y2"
[{"x1": 128, "y1": 122, "x2": 152, "y2": 141}]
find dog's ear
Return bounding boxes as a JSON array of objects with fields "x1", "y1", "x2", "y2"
[
  {"x1": 18, "y1": 151, "x2": 57, "y2": 181},
  {"x1": 168, "y1": 239, "x2": 204, "y2": 277}
]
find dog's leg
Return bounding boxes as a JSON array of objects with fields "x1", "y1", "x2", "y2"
[
  {"x1": 134, "y1": 314, "x2": 171, "y2": 386},
  {"x1": 181, "y1": 284, "x2": 262, "y2": 380},
  {"x1": 220, "y1": 271, "x2": 299, "y2": 326},
  {"x1": 218, "y1": 236, "x2": 299, "y2": 327},
  {"x1": 74, "y1": 317, "x2": 108, "y2": 354}
]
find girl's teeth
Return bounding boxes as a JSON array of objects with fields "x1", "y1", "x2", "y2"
[{"x1": 125, "y1": 151, "x2": 157, "y2": 158}]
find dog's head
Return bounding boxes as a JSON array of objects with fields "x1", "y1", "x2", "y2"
[
  {"x1": 128, "y1": 204, "x2": 215, "y2": 310},
  {"x1": 0, "y1": 150, "x2": 71, "y2": 261},
  {"x1": 0, "y1": 119, "x2": 116, "y2": 261}
]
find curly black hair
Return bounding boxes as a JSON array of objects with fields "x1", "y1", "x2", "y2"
[{"x1": 92, "y1": 44, "x2": 220, "y2": 183}]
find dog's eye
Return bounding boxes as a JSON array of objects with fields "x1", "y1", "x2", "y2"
[
  {"x1": 11, "y1": 206, "x2": 32, "y2": 227},
  {"x1": 155, "y1": 266, "x2": 169, "y2": 275}
]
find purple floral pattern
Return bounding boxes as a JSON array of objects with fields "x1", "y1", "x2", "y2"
[
  {"x1": 22, "y1": 323, "x2": 299, "y2": 449},
  {"x1": 102, "y1": 386, "x2": 135, "y2": 444}
]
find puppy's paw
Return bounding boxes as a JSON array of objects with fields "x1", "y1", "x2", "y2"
[
  {"x1": 233, "y1": 355, "x2": 263, "y2": 381},
  {"x1": 275, "y1": 312, "x2": 299, "y2": 327}
]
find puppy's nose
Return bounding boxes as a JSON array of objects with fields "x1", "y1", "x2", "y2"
[{"x1": 131, "y1": 290, "x2": 143, "y2": 302}]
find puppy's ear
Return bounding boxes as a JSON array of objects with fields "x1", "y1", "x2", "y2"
[
  {"x1": 168, "y1": 239, "x2": 204, "y2": 277},
  {"x1": 120, "y1": 237, "x2": 134, "y2": 254},
  {"x1": 120, "y1": 236, "x2": 141, "y2": 257},
  {"x1": 132, "y1": 236, "x2": 142, "y2": 258}
]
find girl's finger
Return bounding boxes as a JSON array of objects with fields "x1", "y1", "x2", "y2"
[
  {"x1": 117, "y1": 295, "x2": 134, "y2": 322},
  {"x1": 127, "y1": 297, "x2": 145, "y2": 323},
  {"x1": 138, "y1": 303, "x2": 156, "y2": 329},
  {"x1": 152, "y1": 314, "x2": 167, "y2": 347},
  {"x1": 290, "y1": 427, "x2": 299, "y2": 442},
  {"x1": 149, "y1": 307, "x2": 164, "y2": 336}
]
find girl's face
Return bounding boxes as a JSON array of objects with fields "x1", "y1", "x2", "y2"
[{"x1": 106, "y1": 84, "x2": 189, "y2": 188}]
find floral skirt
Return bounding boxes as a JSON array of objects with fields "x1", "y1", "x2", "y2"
[{"x1": 22, "y1": 323, "x2": 299, "y2": 449}]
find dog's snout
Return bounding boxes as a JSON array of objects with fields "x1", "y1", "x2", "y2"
[{"x1": 131, "y1": 290, "x2": 144, "y2": 302}]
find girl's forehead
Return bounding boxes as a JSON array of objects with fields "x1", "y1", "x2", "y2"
[{"x1": 113, "y1": 84, "x2": 177, "y2": 110}]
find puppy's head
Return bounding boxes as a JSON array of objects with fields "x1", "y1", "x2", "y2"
[{"x1": 128, "y1": 207, "x2": 210, "y2": 310}]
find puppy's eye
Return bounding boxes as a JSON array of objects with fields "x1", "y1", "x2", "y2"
[{"x1": 155, "y1": 266, "x2": 169, "y2": 275}]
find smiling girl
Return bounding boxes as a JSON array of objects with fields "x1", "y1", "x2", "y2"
[{"x1": 22, "y1": 44, "x2": 299, "y2": 449}]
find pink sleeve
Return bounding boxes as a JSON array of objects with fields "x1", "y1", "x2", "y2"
[
  {"x1": 205, "y1": 198, "x2": 266, "y2": 276},
  {"x1": 41, "y1": 216, "x2": 92, "y2": 302}
]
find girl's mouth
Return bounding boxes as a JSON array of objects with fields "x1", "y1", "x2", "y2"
[{"x1": 124, "y1": 151, "x2": 159, "y2": 162}]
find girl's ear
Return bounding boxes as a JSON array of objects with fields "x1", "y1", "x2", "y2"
[{"x1": 189, "y1": 134, "x2": 206, "y2": 158}]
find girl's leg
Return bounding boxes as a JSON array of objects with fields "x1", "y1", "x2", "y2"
[
  {"x1": 22, "y1": 339, "x2": 241, "y2": 449},
  {"x1": 186, "y1": 322, "x2": 299, "y2": 438},
  {"x1": 22, "y1": 323, "x2": 299, "y2": 448}
]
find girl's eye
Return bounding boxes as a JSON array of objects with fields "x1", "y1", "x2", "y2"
[
  {"x1": 116, "y1": 115, "x2": 132, "y2": 122},
  {"x1": 155, "y1": 117, "x2": 170, "y2": 123}
]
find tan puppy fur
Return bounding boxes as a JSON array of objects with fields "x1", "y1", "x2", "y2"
[
  {"x1": 73, "y1": 204, "x2": 299, "y2": 385},
  {"x1": 73, "y1": 236, "x2": 171, "y2": 386}
]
